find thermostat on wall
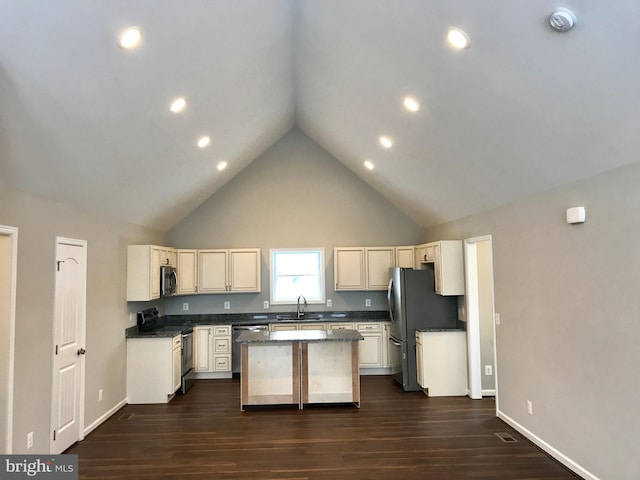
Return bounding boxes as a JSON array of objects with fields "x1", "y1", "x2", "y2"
[{"x1": 566, "y1": 206, "x2": 586, "y2": 224}]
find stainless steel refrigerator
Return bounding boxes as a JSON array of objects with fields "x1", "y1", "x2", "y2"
[{"x1": 387, "y1": 267, "x2": 458, "y2": 391}]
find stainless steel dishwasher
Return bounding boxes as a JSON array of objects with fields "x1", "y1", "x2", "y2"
[{"x1": 232, "y1": 324, "x2": 269, "y2": 376}]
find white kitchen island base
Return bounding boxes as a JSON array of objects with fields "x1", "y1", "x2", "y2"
[{"x1": 238, "y1": 329, "x2": 363, "y2": 410}]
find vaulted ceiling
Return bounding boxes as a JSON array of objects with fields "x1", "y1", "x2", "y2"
[{"x1": 1, "y1": 1, "x2": 638, "y2": 231}]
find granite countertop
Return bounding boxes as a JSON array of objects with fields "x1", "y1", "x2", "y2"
[
  {"x1": 236, "y1": 328, "x2": 364, "y2": 344},
  {"x1": 415, "y1": 327, "x2": 466, "y2": 333},
  {"x1": 126, "y1": 311, "x2": 390, "y2": 339}
]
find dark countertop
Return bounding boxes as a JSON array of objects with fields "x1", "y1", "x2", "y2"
[
  {"x1": 415, "y1": 327, "x2": 466, "y2": 333},
  {"x1": 126, "y1": 311, "x2": 390, "y2": 338},
  {"x1": 236, "y1": 328, "x2": 363, "y2": 344}
]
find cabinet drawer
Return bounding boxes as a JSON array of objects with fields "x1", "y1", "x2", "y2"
[
  {"x1": 329, "y1": 323, "x2": 355, "y2": 330},
  {"x1": 356, "y1": 323, "x2": 381, "y2": 332},
  {"x1": 214, "y1": 338, "x2": 230, "y2": 353},
  {"x1": 214, "y1": 325, "x2": 231, "y2": 336},
  {"x1": 213, "y1": 355, "x2": 230, "y2": 372},
  {"x1": 172, "y1": 335, "x2": 182, "y2": 349},
  {"x1": 299, "y1": 323, "x2": 326, "y2": 331}
]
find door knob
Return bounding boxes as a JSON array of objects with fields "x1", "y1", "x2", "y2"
[{"x1": 77, "y1": 348, "x2": 86, "y2": 356}]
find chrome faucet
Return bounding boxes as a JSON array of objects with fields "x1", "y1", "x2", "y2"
[{"x1": 297, "y1": 295, "x2": 307, "y2": 319}]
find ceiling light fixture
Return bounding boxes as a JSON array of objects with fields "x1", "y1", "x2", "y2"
[
  {"x1": 403, "y1": 97, "x2": 420, "y2": 113},
  {"x1": 197, "y1": 136, "x2": 211, "y2": 148},
  {"x1": 446, "y1": 27, "x2": 470, "y2": 50},
  {"x1": 379, "y1": 136, "x2": 393, "y2": 149},
  {"x1": 117, "y1": 27, "x2": 142, "y2": 49},
  {"x1": 548, "y1": 8, "x2": 577, "y2": 32},
  {"x1": 169, "y1": 97, "x2": 186, "y2": 113},
  {"x1": 217, "y1": 161, "x2": 227, "y2": 172},
  {"x1": 364, "y1": 160, "x2": 375, "y2": 171}
]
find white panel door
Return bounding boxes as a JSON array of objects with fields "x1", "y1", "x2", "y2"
[{"x1": 51, "y1": 238, "x2": 86, "y2": 454}]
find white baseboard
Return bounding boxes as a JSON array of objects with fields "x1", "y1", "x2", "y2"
[
  {"x1": 497, "y1": 409, "x2": 598, "y2": 480},
  {"x1": 482, "y1": 389, "x2": 496, "y2": 396},
  {"x1": 83, "y1": 398, "x2": 127, "y2": 437},
  {"x1": 193, "y1": 372, "x2": 233, "y2": 379},
  {"x1": 359, "y1": 367, "x2": 392, "y2": 376}
]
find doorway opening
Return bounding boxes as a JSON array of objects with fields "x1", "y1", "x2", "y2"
[
  {"x1": 464, "y1": 236, "x2": 498, "y2": 409},
  {"x1": 0, "y1": 225, "x2": 18, "y2": 454}
]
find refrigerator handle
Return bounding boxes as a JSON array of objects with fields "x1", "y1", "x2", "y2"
[{"x1": 387, "y1": 277, "x2": 395, "y2": 323}]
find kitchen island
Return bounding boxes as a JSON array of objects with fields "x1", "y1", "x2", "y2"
[{"x1": 236, "y1": 329, "x2": 363, "y2": 410}]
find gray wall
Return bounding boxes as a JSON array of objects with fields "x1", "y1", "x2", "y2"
[
  {"x1": 0, "y1": 184, "x2": 162, "y2": 453},
  {"x1": 425, "y1": 161, "x2": 640, "y2": 479},
  {"x1": 165, "y1": 128, "x2": 424, "y2": 314},
  {"x1": 477, "y1": 240, "x2": 495, "y2": 392}
]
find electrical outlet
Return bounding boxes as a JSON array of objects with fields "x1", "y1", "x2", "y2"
[
  {"x1": 27, "y1": 432, "x2": 33, "y2": 449},
  {"x1": 224, "y1": 301, "x2": 230, "y2": 310},
  {"x1": 484, "y1": 365, "x2": 493, "y2": 376},
  {"x1": 527, "y1": 400, "x2": 533, "y2": 415},
  {"x1": 98, "y1": 389, "x2": 103, "y2": 401},
  {"x1": 495, "y1": 313, "x2": 501, "y2": 325},
  {"x1": 183, "y1": 302, "x2": 189, "y2": 311},
  {"x1": 365, "y1": 298, "x2": 371, "y2": 307},
  {"x1": 263, "y1": 301, "x2": 269, "y2": 309},
  {"x1": 326, "y1": 299, "x2": 332, "y2": 307}
]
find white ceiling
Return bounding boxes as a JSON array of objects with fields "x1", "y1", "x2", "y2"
[{"x1": 1, "y1": 1, "x2": 638, "y2": 231}]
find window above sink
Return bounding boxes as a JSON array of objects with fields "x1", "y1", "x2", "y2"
[{"x1": 270, "y1": 248, "x2": 325, "y2": 305}]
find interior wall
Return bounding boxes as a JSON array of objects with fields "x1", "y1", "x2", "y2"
[
  {"x1": 477, "y1": 240, "x2": 495, "y2": 392},
  {"x1": 0, "y1": 184, "x2": 162, "y2": 454},
  {"x1": 0, "y1": 233, "x2": 12, "y2": 453},
  {"x1": 164, "y1": 128, "x2": 424, "y2": 314},
  {"x1": 425, "y1": 161, "x2": 640, "y2": 479}
]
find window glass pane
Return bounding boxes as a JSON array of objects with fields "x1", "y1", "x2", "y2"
[{"x1": 270, "y1": 249, "x2": 325, "y2": 304}]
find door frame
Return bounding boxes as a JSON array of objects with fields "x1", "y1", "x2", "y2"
[
  {"x1": 0, "y1": 225, "x2": 18, "y2": 454},
  {"x1": 463, "y1": 235, "x2": 498, "y2": 409},
  {"x1": 50, "y1": 237, "x2": 87, "y2": 453}
]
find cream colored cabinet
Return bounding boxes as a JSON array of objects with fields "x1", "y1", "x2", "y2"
[
  {"x1": 126, "y1": 245, "x2": 163, "y2": 301},
  {"x1": 270, "y1": 323, "x2": 298, "y2": 332},
  {"x1": 415, "y1": 330, "x2": 467, "y2": 396},
  {"x1": 127, "y1": 334, "x2": 181, "y2": 404},
  {"x1": 382, "y1": 322, "x2": 393, "y2": 367},
  {"x1": 198, "y1": 249, "x2": 261, "y2": 294},
  {"x1": 334, "y1": 246, "x2": 399, "y2": 291},
  {"x1": 159, "y1": 248, "x2": 177, "y2": 268},
  {"x1": 356, "y1": 322, "x2": 384, "y2": 368},
  {"x1": 328, "y1": 323, "x2": 355, "y2": 331},
  {"x1": 366, "y1": 247, "x2": 395, "y2": 290},
  {"x1": 395, "y1": 246, "x2": 415, "y2": 269},
  {"x1": 334, "y1": 248, "x2": 365, "y2": 290},
  {"x1": 415, "y1": 241, "x2": 464, "y2": 296},
  {"x1": 299, "y1": 323, "x2": 326, "y2": 331},
  {"x1": 194, "y1": 325, "x2": 232, "y2": 373},
  {"x1": 176, "y1": 249, "x2": 198, "y2": 295}
]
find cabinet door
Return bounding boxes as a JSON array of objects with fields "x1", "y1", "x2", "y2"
[
  {"x1": 177, "y1": 249, "x2": 198, "y2": 295},
  {"x1": 172, "y1": 341, "x2": 182, "y2": 392},
  {"x1": 366, "y1": 248, "x2": 395, "y2": 290},
  {"x1": 229, "y1": 249, "x2": 261, "y2": 292},
  {"x1": 270, "y1": 324, "x2": 298, "y2": 332},
  {"x1": 358, "y1": 333, "x2": 384, "y2": 368},
  {"x1": 151, "y1": 247, "x2": 161, "y2": 299},
  {"x1": 395, "y1": 247, "x2": 414, "y2": 269},
  {"x1": 334, "y1": 248, "x2": 365, "y2": 290},
  {"x1": 299, "y1": 323, "x2": 326, "y2": 331},
  {"x1": 435, "y1": 241, "x2": 465, "y2": 296},
  {"x1": 198, "y1": 250, "x2": 228, "y2": 293},
  {"x1": 416, "y1": 332, "x2": 425, "y2": 388},
  {"x1": 194, "y1": 327, "x2": 212, "y2": 372}
]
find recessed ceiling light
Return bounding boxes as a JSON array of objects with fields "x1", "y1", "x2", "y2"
[
  {"x1": 217, "y1": 161, "x2": 227, "y2": 172},
  {"x1": 364, "y1": 160, "x2": 375, "y2": 170},
  {"x1": 403, "y1": 97, "x2": 420, "y2": 113},
  {"x1": 197, "y1": 136, "x2": 211, "y2": 149},
  {"x1": 379, "y1": 136, "x2": 393, "y2": 149},
  {"x1": 169, "y1": 97, "x2": 186, "y2": 113},
  {"x1": 117, "y1": 27, "x2": 142, "y2": 49},
  {"x1": 447, "y1": 27, "x2": 470, "y2": 50}
]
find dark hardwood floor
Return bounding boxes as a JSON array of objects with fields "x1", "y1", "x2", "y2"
[{"x1": 67, "y1": 376, "x2": 581, "y2": 479}]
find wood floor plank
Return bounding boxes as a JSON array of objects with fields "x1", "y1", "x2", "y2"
[{"x1": 67, "y1": 376, "x2": 581, "y2": 479}]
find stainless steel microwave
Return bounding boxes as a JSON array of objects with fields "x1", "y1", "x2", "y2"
[{"x1": 160, "y1": 265, "x2": 177, "y2": 296}]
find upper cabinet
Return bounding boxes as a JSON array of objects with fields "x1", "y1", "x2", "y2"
[
  {"x1": 159, "y1": 248, "x2": 177, "y2": 268},
  {"x1": 416, "y1": 240, "x2": 464, "y2": 296},
  {"x1": 180, "y1": 248, "x2": 261, "y2": 294},
  {"x1": 395, "y1": 246, "x2": 414, "y2": 269},
  {"x1": 334, "y1": 246, "x2": 403, "y2": 291},
  {"x1": 127, "y1": 245, "x2": 163, "y2": 301}
]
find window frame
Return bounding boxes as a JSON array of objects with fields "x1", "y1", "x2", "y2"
[{"x1": 269, "y1": 248, "x2": 325, "y2": 305}]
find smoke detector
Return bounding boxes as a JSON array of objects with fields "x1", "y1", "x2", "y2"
[{"x1": 549, "y1": 8, "x2": 577, "y2": 32}]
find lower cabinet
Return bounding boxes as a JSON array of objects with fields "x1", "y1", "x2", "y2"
[
  {"x1": 356, "y1": 323, "x2": 384, "y2": 368},
  {"x1": 415, "y1": 330, "x2": 468, "y2": 396},
  {"x1": 127, "y1": 334, "x2": 181, "y2": 404},
  {"x1": 194, "y1": 325, "x2": 232, "y2": 375}
]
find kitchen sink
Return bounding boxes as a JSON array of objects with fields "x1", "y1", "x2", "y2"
[{"x1": 276, "y1": 313, "x2": 323, "y2": 321}]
